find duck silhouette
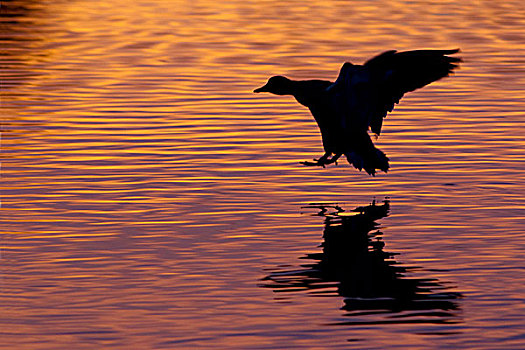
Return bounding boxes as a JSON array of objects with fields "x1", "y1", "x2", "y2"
[{"x1": 254, "y1": 49, "x2": 461, "y2": 175}]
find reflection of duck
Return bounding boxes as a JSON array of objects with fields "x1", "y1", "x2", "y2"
[
  {"x1": 261, "y1": 200, "x2": 462, "y2": 325},
  {"x1": 254, "y1": 49, "x2": 461, "y2": 175}
]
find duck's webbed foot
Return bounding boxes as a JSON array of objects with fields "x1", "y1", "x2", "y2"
[{"x1": 301, "y1": 153, "x2": 341, "y2": 168}]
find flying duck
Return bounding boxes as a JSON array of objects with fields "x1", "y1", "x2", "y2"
[{"x1": 254, "y1": 49, "x2": 461, "y2": 175}]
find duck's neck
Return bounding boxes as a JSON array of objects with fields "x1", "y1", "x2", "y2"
[
  {"x1": 289, "y1": 80, "x2": 316, "y2": 107},
  {"x1": 273, "y1": 80, "x2": 315, "y2": 107}
]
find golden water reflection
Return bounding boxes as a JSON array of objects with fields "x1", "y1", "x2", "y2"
[{"x1": 2, "y1": 0, "x2": 525, "y2": 349}]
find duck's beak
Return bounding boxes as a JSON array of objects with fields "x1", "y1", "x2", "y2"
[{"x1": 253, "y1": 84, "x2": 268, "y2": 93}]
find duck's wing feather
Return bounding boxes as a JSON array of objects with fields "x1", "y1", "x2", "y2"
[
  {"x1": 363, "y1": 49, "x2": 461, "y2": 135},
  {"x1": 327, "y1": 62, "x2": 375, "y2": 134}
]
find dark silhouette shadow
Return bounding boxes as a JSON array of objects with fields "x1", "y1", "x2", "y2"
[{"x1": 261, "y1": 200, "x2": 462, "y2": 326}]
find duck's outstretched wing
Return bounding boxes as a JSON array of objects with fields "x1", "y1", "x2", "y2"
[
  {"x1": 364, "y1": 49, "x2": 461, "y2": 135},
  {"x1": 327, "y1": 62, "x2": 375, "y2": 134}
]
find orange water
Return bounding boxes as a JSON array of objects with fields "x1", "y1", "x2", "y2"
[{"x1": 2, "y1": 0, "x2": 524, "y2": 349}]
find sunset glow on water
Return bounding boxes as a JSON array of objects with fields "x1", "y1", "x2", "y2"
[{"x1": 2, "y1": 0, "x2": 524, "y2": 348}]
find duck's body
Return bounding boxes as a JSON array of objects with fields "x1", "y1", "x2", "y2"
[
  {"x1": 254, "y1": 49, "x2": 461, "y2": 175},
  {"x1": 288, "y1": 80, "x2": 339, "y2": 154}
]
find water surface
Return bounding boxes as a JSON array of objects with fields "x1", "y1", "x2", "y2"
[{"x1": 2, "y1": 0, "x2": 524, "y2": 349}]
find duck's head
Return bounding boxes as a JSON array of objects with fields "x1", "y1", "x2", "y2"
[{"x1": 254, "y1": 76, "x2": 293, "y2": 95}]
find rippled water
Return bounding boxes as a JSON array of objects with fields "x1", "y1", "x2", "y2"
[{"x1": 2, "y1": 0, "x2": 524, "y2": 348}]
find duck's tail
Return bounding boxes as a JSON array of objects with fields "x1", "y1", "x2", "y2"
[{"x1": 344, "y1": 134, "x2": 390, "y2": 176}]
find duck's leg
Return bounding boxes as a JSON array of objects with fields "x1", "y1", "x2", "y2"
[
  {"x1": 301, "y1": 152, "x2": 341, "y2": 167},
  {"x1": 323, "y1": 153, "x2": 341, "y2": 165},
  {"x1": 301, "y1": 152, "x2": 331, "y2": 167}
]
